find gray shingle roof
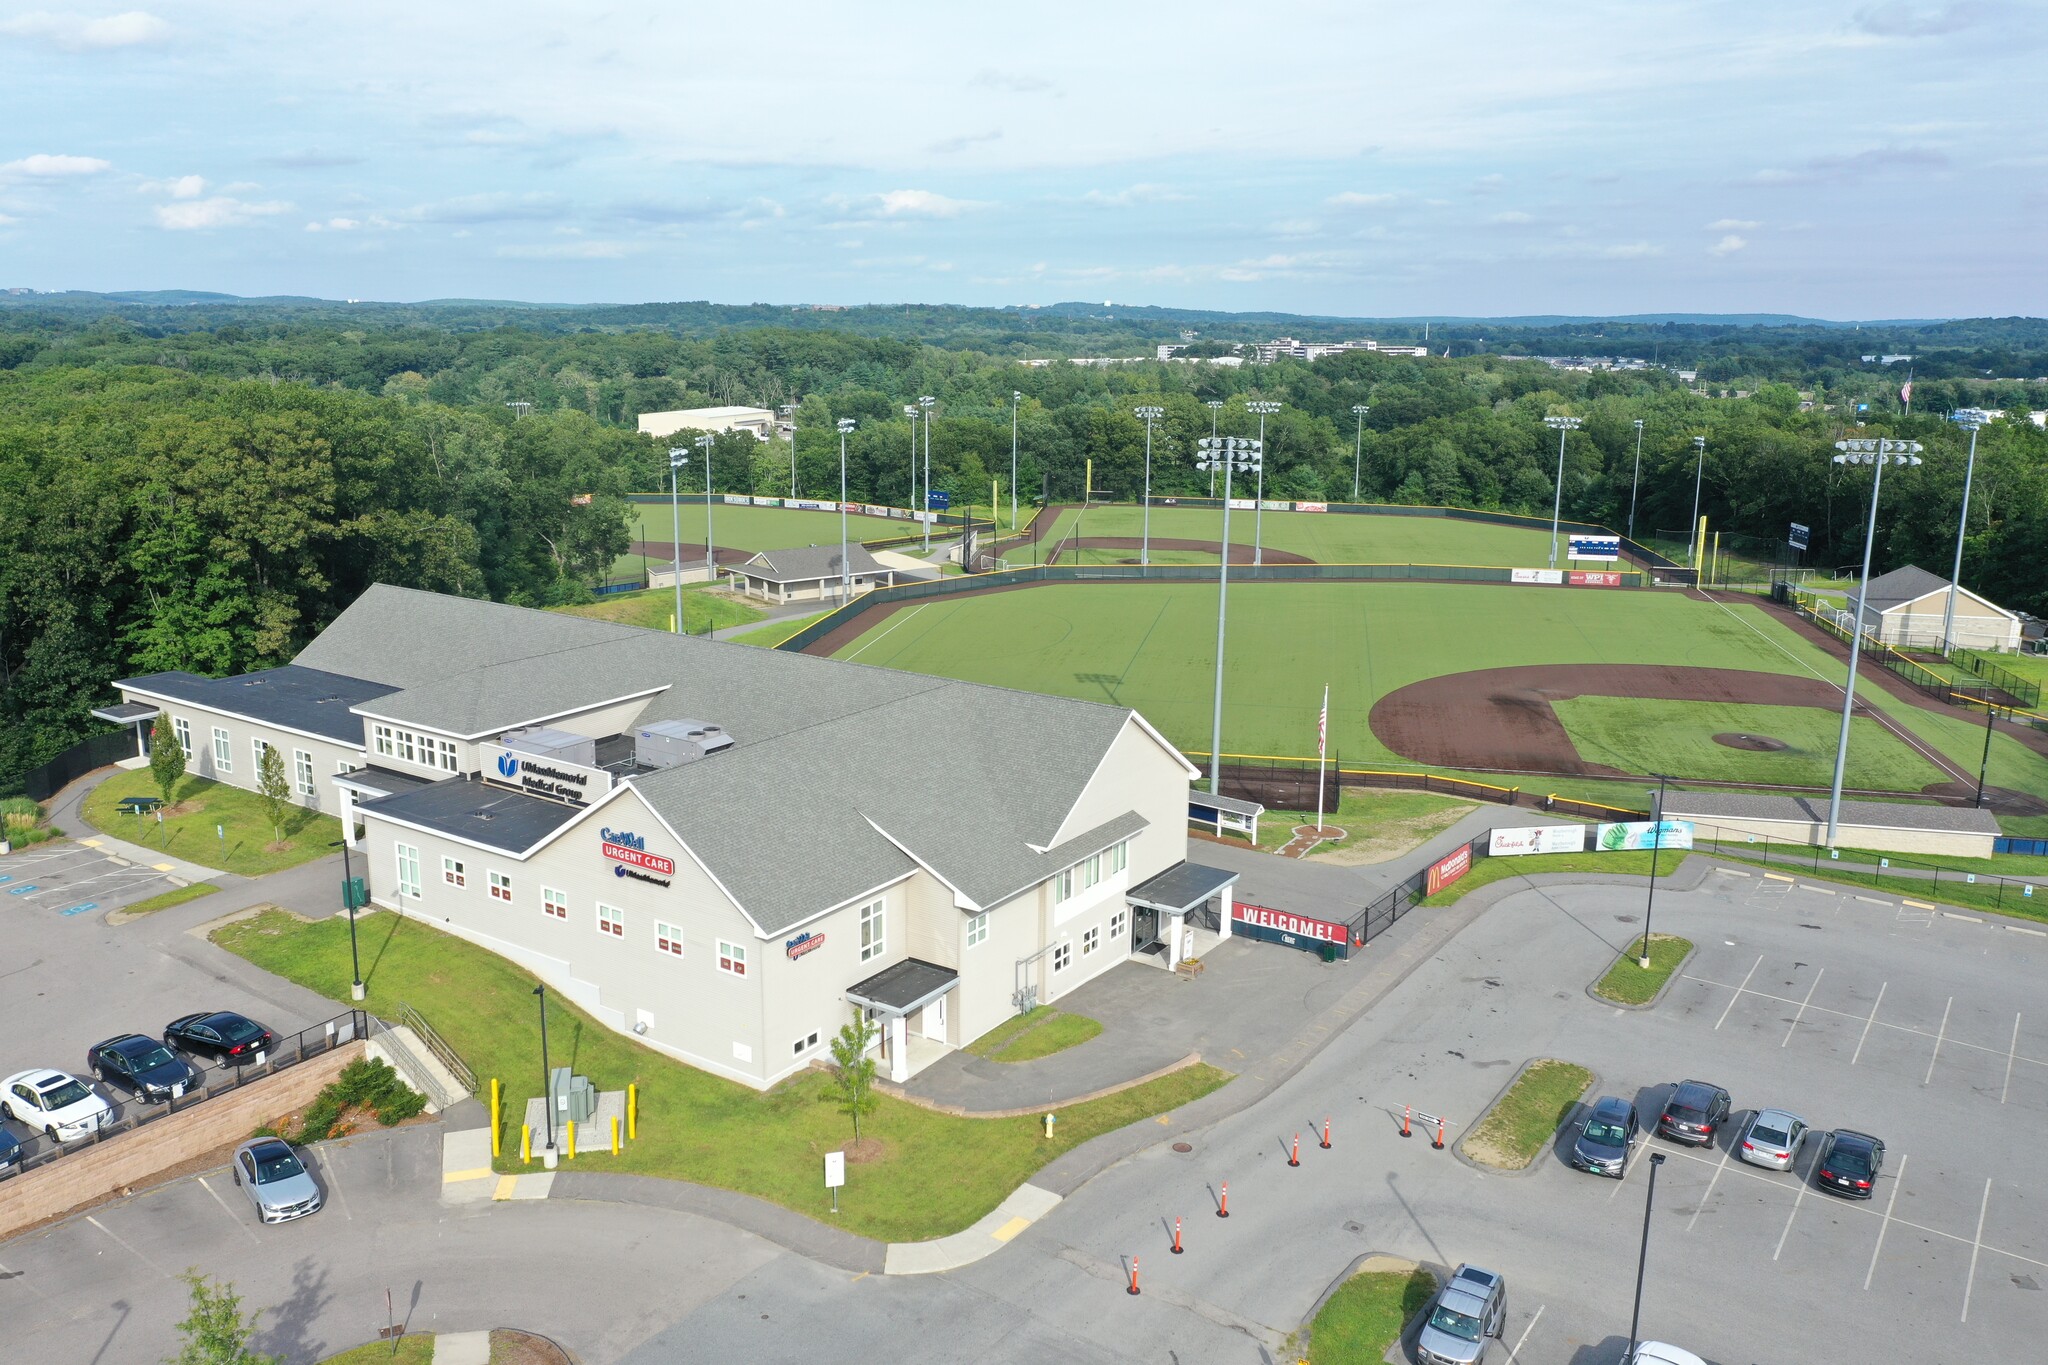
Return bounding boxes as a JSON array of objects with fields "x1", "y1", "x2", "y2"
[
  {"x1": 295, "y1": 585, "x2": 1158, "y2": 935},
  {"x1": 1663, "y1": 791, "x2": 2001, "y2": 835},
  {"x1": 1845, "y1": 565, "x2": 1956, "y2": 617},
  {"x1": 740, "y1": 543, "x2": 887, "y2": 584},
  {"x1": 118, "y1": 666, "x2": 396, "y2": 745}
]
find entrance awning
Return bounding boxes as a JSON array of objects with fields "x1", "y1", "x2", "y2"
[
  {"x1": 1126, "y1": 861, "x2": 1239, "y2": 915},
  {"x1": 846, "y1": 958, "x2": 957, "y2": 1017},
  {"x1": 91, "y1": 702, "x2": 160, "y2": 725}
]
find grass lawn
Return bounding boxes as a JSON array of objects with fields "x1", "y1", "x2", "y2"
[
  {"x1": 1421, "y1": 849, "x2": 1668, "y2": 905},
  {"x1": 628, "y1": 500, "x2": 908, "y2": 552},
  {"x1": 1304, "y1": 1265, "x2": 1438, "y2": 1365},
  {"x1": 1708, "y1": 850, "x2": 2047, "y2": 923},
  {"x1": 728, "y1": 609, "x2": 836, "y2": 647},
  {"x1": 1038, "y1": 505, "x2": 1573, "y2": 567},
  {"x1": 1458, "y1": 1058, "x2": 1593, "y2": 1170},
  {"x1": 82, "y1": 769, "x2": 339, "y2": 876},
  {"x1": 1260, "y1": 789, "x2": 1476, "y2": 865},
  {"x1": 963, "y1": 1007, "x2": 1104, "y2": 1063},
  {"x1": 550, "y1": 585, "x2": 765, "y2": 636},
  {"x1": 212, "y1": 910, "x2": 1230, "y2": 1243},
  {"x1": 1592, "y1": 934, "x2": 1693, "y2": 1004},
  {"x1": 1553, "y1": 697, "x2": 1948, "y2": 791},
  {"x1": 317, "y1": 1337, "x2": 434, "y2": 1364},
  {"x1": 117, "y1": 881, "x2": 220, "y2": 915}
]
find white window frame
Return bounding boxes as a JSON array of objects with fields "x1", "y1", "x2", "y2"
[
  {"x1": 373, "y1": 724, "x2": 395, "y2": 759},
  {"x1": 1110, "y1": 840, "x2": 1127, "y2": 874},
  {"x1": 395, "y1": 842, "x2": 421, "y2": 899},
  {"x1": 717, "y1": 939, "x2": 747, "y2": 976},
  {"x1": 857, "y1": 898, "x2": 885, "y2": 963},
  {"x1": 397, "y1": 729, "x2": 416, "y2": 764},
  {"x1": 542, "y1": 886, "x2": 568, "y2": 920},
  {"x1": 655, "y1": 920, "x2": 685, "y2": 957},
  {"x1": 1110, "y1": 909, "x2": 1128, "y2": 941},
  {"x1": 1081, "y1": 852, "x2": 1101, "y2": 890},
  {"x1": 792, "y1": 1030, "x2": 820, "y2": 1057},
  {"x1": 488, "y1": 870, "x2": 512, "y2": 903},
  {"x1": 1052, "y1": 940, "x2": 1072, "y2": 973},
  {"x1": 597, "y1": 902, "x2": 625, "y2": 938},
  {"x1": 1054, "y1": 868, "x2": 1075, "y2": 903},
  {"x1": 430, "y1": 736, "x2": 458, "y2": 772},
  {"x1": 212, "y1": 726, "x2": 232, "y2": 772},
  {"x1": 442, "y1": 855, "x2": 465, "y2": 888},
  {"x1": 172, "y1": 716, "x2": 192, "y2": 759},
  {"x1": 966, "y1": 911, "x2": 988, "y2": 949},
  {"x1": 294, "y1": 748, "x2": 314, "y2": 798},
  {"x1": 1082, "y1": 925, "x2": 1100, "y2": 956}
]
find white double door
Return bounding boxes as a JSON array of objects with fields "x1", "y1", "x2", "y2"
[{"x1": 922, "y1": 994, "x2": 947, "y2": 1041}]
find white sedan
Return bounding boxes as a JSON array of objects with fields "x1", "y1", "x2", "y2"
[{"x1": 2, "y1": 1069, "x2": 114, "y2": 1143}]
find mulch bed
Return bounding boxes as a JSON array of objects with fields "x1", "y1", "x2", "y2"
[{"x1": 488, "y1": 1329, "x2": 573, "y2": 1365}]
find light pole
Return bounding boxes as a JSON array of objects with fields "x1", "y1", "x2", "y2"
[
  {"x1": 533, "y1": 983, "x2": 555, "y2": 1153},
  {"x1": 1196, "y1": 436, "x2": 1262, "y2": 795},
  {"x1": 1010, "y1": 390, "x2": 1022, "y2": 533},
  {"x1": 1205, "y1": 400, "x2": 1224, "y2": 497},
  {"x1": 1627, "y1": 1151, "x2": 1668, "y2": 1359},
  {"x1": 1826, "y1": 437, "x2": 1924, "y2": 845},
  {"x1": 837, "y1": 417, "x2": 857, "y2": 603},
  {"x1": 1351, "y1": 404, "x2": 1370, "y2": 501},
  {"x1": 1135, "y1": 406, "x2": 1163, "y2": 566},
  {"x1": 902, "y1": 405, "x2": 919, "y2": 515},
  {"x1": 1544, "y1": 415, "x2": 1583, "y2": 567},
  {"x1": 918, "y1": 396, "x2": 936, "y2": 551},
  {"x1": 1941, "y1": 416, "x2": 1982, "y2": 655},
  {"x1": 330, "y1": 839, "x2": 364, "y2": 1001},
  {"x1": 1246, "y1": 400, "x2": 1281, "y2": 566},
  {"x1": 1688, "y1": 436, "x2": 1707, "y2": 566},
  {"x1": 780, "y1": 403, "x2": 798, "y2": 500},
  {"x1": 1639, "y1": 774, "x2": 1670, "y2": 967},
  {"x1": 667, "y1": 447, "x2": 688, "y2": 635},
  {"x1": 1628, "y1": 418, "x2": 1645, "y2": 544},
  {"x1": 695, "y1": 432, "x2": 717, "y2": 578}
]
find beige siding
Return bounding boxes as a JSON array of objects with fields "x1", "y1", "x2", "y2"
[
  {"x1": 124, "y1": 689, "x2": 364, "y2": 813},
  {"x1": 1052, "y1": 716, "x2": 1194, "y2": 889}
]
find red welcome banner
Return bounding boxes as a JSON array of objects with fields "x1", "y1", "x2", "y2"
[{"x1": 1232, "y1": 902, "x2": 1347, "y2": 944}]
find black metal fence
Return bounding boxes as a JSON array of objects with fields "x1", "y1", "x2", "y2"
[
  {"x1": 1184, "y1": 753, "x2": 1646, "y2": 824},
  {"x1": 1954, "y1": 650, "x2": 2043, "y2": 708},
  {"x1": 0, "y1": 1010, "x2": 368, "y2": 1183},
  {"x1": 12, "y1": 730, "x2": 136, "y2": 802},
  {"x1": 1342, "y1": 834, "x2": 1489, "y2": 948}
]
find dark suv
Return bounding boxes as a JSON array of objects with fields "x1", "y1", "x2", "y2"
[
  {"x1": 1656, "y1": 1080, "x2": 1731, "y2": 1147},
  {"x1": 1815, "y1": 1129, "x2": 1885, "y2": 1199}
]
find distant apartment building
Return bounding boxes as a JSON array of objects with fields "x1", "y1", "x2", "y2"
[
  {"x1": 1252, "y1": 337, "x2": 1428, "y2": 363},
  {"x1": 637, "y1": 406, "x2": 777, "y2": 441}
]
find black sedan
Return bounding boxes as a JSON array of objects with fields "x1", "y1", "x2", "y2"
[
  {"x1": 1815, "y1": 1129, "x2": 1885, "y2": 1199},
  {"x1": 86, "y1": 1033, "x2": 199, "y2": 1102},
  {"x1": 163, "y1": 1011, "x2": 276, "y2": 1065},
  {"x1": 1656, "y1": 1079, "x2": 1732, "y2": 1147}
]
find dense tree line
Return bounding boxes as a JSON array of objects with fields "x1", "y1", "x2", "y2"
[{"x1": 3, "y1": 307, "x2": 2044, "y2": 792}]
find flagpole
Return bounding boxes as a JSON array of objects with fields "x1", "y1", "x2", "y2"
[{"x1": 1315, "y1": 685, "x2": 1329, "y2": 835}]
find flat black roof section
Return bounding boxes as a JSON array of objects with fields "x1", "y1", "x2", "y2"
[
  {"x1": 1126, "y1": 861, "x2": 1240, "y2": 914},
  {"x1": 118, "y1": 665, "x2": 395, "y2": 746},
  {"x1": 357, "y1": 776, "x2": 583, "y2": 854},
  {"x1": 845, "y1": 958, "x2": 958, "y2": 1016},
  {"x1": 333, "y1": 765, "x2": 438, "y2": 800}
]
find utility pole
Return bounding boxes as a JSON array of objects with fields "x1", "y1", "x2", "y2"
[
  {"x1": 1544, "y1": 416, "x2": 1583, "y2": 568},
  {"x1": 1246, "y1": 401, "x2": 1281, "y2": 566},
  {"x1": 780, "y1": 403, "x2": 798, "y2": 500},
  {"x1": 1351, "y1": 404, "x2": 1370, "y2": 501},
  {"x1": 1205, "y1": 400, "x2": 1223, "y2": 497},
  {"x1": 1011, "y1": 390, "x2": 1022, "y2": 533},
  {"x1": 837, "y1": 418, "x2": 857, "y2": 603},
  {"x1": 695, "y1": 433, "x2": 717, "y2": 579},
  {"x1": 1628, "y1": 418, "x2": 1645, "y2": 543},
  {"x1": 1941, "y1": 417, "x2": 1982, "y2": 655},
  {"x1": 667, "y1": 447, "x2": 687, "y2": 634},
  {"x1": 1135, "y1": 406, "x2": 1163, "y2": 567},
  {"x1": 1197, "y1": 436, "x2": 1261, "y2": 795},
  {"x1": 918, "y1": 396, "x2": 936, "y2": 552}
]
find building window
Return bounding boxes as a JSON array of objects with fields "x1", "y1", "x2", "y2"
[
  {"x1": 1110, "y1": 840, "x2": 1127, "y2": 874},
  {"x1": 397, "y1": 729, "x2": 416, "y2": 764},
  {"x1": 655, "y1": 920, "x2": 684, "y2": 957},
  {"x1": 212, "y1": 727, "x2": 232, "y2": 772},
  {"x1": 1081, "y1": 852, "x2": 1102, "y2": 890},
  {"x1": 336, "y1": 760, "x2": 358, "y2": 775},
  {"x1": 395, "y1": 843, "x2": 421, "y2": 899},
  {"x1": 488, "y1": 870, "x2": 512, "y2": 903},
  {"x1": 718, "y1": 939, "x2": 747, "y2": 976},
  {"x1": 293, "y1": 749, "x2": 314, "y2": 798},
  {"x1": 442, "y1": 856, "x2": 465, "y2": 888},
  {"x1": 1052, "y1": 941, "x2": 1072, "y2": 973},
  {"x1": 252, "y1": 738, "x2": 271, "y2": 775},
  {"x1": 597, "y1": 903, "x2": 625, "y2": 938},
  {"x1": 1054, "y1": 868, "x2": 1074, "y2": 903},
  {"x1": 1082, "y1": 926, "x2": 1100, "y2": 956},
  {"x1": 792, "y1": 1031, "x2": 820, "y2": 1057},
  {"x1": 542, "y1": 886, "x2": 568, "y2": 920},
  {"x1": 966, "y1": 911, "x2": 988, "y2": 948},
  {"x1": 1110, "y1": 909, "x2": 1128, "y2": 941},
  {"x1": 373, "y1": 724, "x2": 394, "y2": 759},
  {"x1": 430, "y1": 737, "x2": 458, "y2": 772},
  {"x1": 172, "y1": 717, "x2": 192, "y2": 759},
  {"x1": 858, "y1": 898, "x2": 885, "y2": 963}
]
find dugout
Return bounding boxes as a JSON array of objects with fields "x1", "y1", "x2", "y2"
[{"x1": 1665, "y1": 792, "x2": 2001, "y2": 859}]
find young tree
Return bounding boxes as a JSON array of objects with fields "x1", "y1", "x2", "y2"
[
  {"x1": 827, "y1": 1005, "x2": 880, "y2": 1143},
  {"x1": 256, "y1": 743, "x2": 291, "y2": 846},
  {"x1": 166, "y1": 1271, "x2": 281, "y2": 1365},
  {"x1": 148, "y1": 708, "x2": 185, "y2": 809}
]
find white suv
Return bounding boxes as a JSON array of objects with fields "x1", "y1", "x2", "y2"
[{"x1": 2, "y1": 1069, "x2": 114, "y2": 1143}]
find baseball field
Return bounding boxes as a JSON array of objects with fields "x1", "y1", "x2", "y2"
[{"x1": 1024, "y1": 505, "x2": 1597, "y2": 569}]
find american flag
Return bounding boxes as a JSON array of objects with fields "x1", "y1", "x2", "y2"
[
  {"x1": 1900, "y1": 381, "x2": 1913, "y2": 404},
  {"x1": 1317, "y1": 686, "x2": 1329, "y2": 760}
]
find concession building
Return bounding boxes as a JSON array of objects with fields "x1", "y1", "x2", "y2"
[{"x1": 109, "y1": 586, "x2": 1237, "y2": 1088}]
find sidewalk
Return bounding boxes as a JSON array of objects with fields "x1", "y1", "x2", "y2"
[{"x1": 39, "y1": 769, "x2": 232, "y2": 883}]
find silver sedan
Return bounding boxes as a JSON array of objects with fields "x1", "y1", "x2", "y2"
[
  {"x1": 230, "y1": 1137, "x2": 324, "y2": 1224},
  {"x1": 1738, "y1": 1108, "x2": 1808, "y2": 1170}
]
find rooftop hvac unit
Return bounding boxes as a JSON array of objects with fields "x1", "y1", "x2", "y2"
[
  {"x1": 499, "y1": 726, "x2": 597, "y2": 767},
  {"x1": 635, "y1": 719, "x2": 735, "y2": 769}
]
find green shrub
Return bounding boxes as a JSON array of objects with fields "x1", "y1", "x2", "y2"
[
  {"x1": 285, "y1": 1058, "x2": 426, "y2": 1142},
  {"x1": 0, "y1": 795, "x2": 42, "y2": 819}
]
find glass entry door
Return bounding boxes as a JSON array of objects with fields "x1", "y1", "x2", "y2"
[{"x1": 1133, "y1": 906, "x2": 1163, "y2": 955}]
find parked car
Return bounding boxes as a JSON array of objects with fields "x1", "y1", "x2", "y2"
[
  {"x1": 1570, "y1": 1095, "x2": 1641, "y2": 1177},
  {"x1": 1656, "y1": 1079, "x2": 1731, "y2": 1147},
  {"x1": 86, "y1": 1033, "x2": 199, "y2": 1103},
  {"x1": 163, "y1": 1011, "x2": 275, "y2": 1065},
  {"x1": 1738, "y1": 1108, "x2": 1808, "y2": 1170},
  {"x1": 0, "y1": 1069, "x2": 114, "y2": 1142},
  {"x1": 230, "y1": 1137, "x2": 323, "y2": 1224},
  {"x1": 1630, "y1": 1344, "x2": 1708, "y2": 1365},
  {"x1": 1815, "y1": 1129, "x2": 1885, "y2": 1199},
  {"x1": 1415, "y1": 1263, "x2": 1507, "y2": 1365},
  {"x1": 0, "y1": 1125, "x2": 21, "y2": 1170}
]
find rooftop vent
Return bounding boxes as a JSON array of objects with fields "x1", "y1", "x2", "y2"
[{"x1": 635, "y1": 718, "x2": 734, "y2": 770}]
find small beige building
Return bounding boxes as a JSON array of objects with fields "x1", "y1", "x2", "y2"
[
  {"x1": 1665, "y1": 792, "x2": 2000, "y2": 859},
  {"x1": 727, "y1": 544, "x2": 896, "y2": 604},
  {"x1": 637, "y1": 406, "x2": 777, "y2": 441},
  {"x1": 1843, "y1": 565, "x2": 2021, "y2": 652}
]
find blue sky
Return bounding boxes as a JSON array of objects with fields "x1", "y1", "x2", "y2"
[{"x1": 2, "y1": 1, "x2": 2043, "y2": 316}]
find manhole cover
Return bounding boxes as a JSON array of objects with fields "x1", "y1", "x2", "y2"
[
  {"x1": 1171, "y1": 1142, "x2": 1193, "y2": 1153},
  {"x1": 1614, "y1": 914, "x2": 1640, "y2": 923}
]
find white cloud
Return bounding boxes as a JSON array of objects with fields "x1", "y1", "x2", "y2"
[
  {"x1": 0, "y1": 214, "x2": 19, "y2": 226},
  {"x1": 1705, "y1": 217, "x2": 1761, "y2": 230},
  {"x1": 141, "y1": 174, "x2": 206, "y2": 199},
  {"x1": 154, "y1": 196, "x2": 290, "y2": 230},
  {"x1": 1601, "y1": 241, "x2": 1663, "y2": 258},
  {"x1": 1708, "y1": 233, "x2": 1749, "y2": 256},
  {"x1": 0, "y1": 154, "x2": 113, "y2": 178},
  {"x1": 1079, "y1": 183, "x2": 1188, "y2": 207},
  {"x1": 1853, "y1": 3, "x2": 1993, "y2": 38},
  {"x1": 497, "y1": 240, "x2": 634, "y2": 259},
  {"x1": 0, "y1": 10, "x2": 170, "y2": 50},
  {"x1": 873, "y1": 189, "x2": 981, "y2": 218},
  {"x1": 411, "y1": 192, "x2": 567, "y2": 224},
  {"x1": 1491, "y1": 210, "x2": 1534, "y2": 224},
  {"x1": 1327, "y1": 191, "x2": 1399, "y2": 207}
]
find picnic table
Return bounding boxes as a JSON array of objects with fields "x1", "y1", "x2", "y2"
[{"x1": 116, "y1": 795, "x2": 164, "y2": 816}]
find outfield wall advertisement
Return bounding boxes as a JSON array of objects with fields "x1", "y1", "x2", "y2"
[
  {"x1": 1228, "y1": 498, "x2": 1257, "y2": 510},
  {"x1": 1569, "y1": 571, "x2": 1624, "y2": 587},
  {"x1": 1511, "y1": 568, "x2": 1565, "y2": 585},
  {"x1": 1426, "y1": 845, "x2": 1472, "y2": 894},
  {"x1": 1596, "y1": 819, "x2": 1695, "y2": 852},
  {"x1": 1295, "y1": 501, "x2": 1328, "y2": 512},
  {"x1": 1489, "y1": 824, "x2": 1587, "y2": 856}
]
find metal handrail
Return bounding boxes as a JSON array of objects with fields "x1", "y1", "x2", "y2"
[{"x1": 397, "y1": 1001, "x2": 476, "y2": 1095}]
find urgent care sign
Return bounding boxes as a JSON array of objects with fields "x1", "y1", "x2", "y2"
[
  {"x1": 1233, "y1": 902, "x2": 1348, "y2": 945},
  {"x1": 600, "y1": 827, "x2": 676, "y2": 877}
]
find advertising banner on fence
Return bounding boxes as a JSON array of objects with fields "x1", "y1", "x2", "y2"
[
  {"x1": 790, "y1": 499, "x2": 829, "y2": 510},
  {"x1": 1233, "y1": 902, "x2": 1348, "y2": 945},
  {"x1": 1568, "y1": 536, "x2": 1621, "y2": 561},
  {"x1": 1489, "y1": 824, "x2": 1587, "y2": 856},
  {"x1": 1295, "y1": 501, "x2": 1328, "y2": 513},
  {"x1": 1258, "y1": 499, "x2": 1291, "y2": 511},
  {"x1": 1426, "y1": 844, "x2": 1472, "y2": 895},
  {"x1": 723, "y1": 493, "x2": 752, "y2": 505},
  {"x1": 1511, "y1": 568, "x2": 1565, "y2": 585},
  {"x1": 1568, "y1": 571, "x2": 1624, "y2": 587},
  {"x1": 864, "y1": 504, "x2": 893, "y2": 517},
  {"x1": 750, "y1": 496, "x2": 783, "y2": 507},
  {"x1": 1595, "y1": 819, "x2": 1694, "y2": 852},
  {"x1": 1228, "y1": 498, "x2": 1257, "y2": 510}
]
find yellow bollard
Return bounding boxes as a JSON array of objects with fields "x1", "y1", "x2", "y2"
[
  {"x1": 521, "y1": 1125, "x2": 531, "y2": 1165},
  {"x1": 567, "y1": 1119, "x2": 576, "y2": 1160},
  {"x1": 611, "y1": 1114, "x2": 620, "y2": 1155},
  {"x1": 628, "y1": 1083, "x2": 638, "y2": 1141},
  {"x1": 490, "y1": 1078, "x2": 502, "y2": 1159}
]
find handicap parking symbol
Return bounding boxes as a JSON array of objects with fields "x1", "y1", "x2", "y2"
[
  {"x1": 59, "y1": 902, "x2": 99, "y2": 917},
  {"x1": 6, "y1": 883, "x2": 38, "y2": 895}
]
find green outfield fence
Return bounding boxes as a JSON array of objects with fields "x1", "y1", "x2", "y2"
[{"x1": 769, "y1": 560, "x2": 1648, "y2": 654}]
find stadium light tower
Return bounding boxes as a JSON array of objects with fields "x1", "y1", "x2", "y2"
[
  {"x1": 1135, "y1": 406, "x2": 1164, "y2": 566},
  {"x1": 918, "y1": 396, "x2": 936, "y2": 551},
  {"x1": 695, "y1": 433, "x2": 717, "y2": 575},
  {"x1": 1628, "y1": 418, "x2": 1645, "y2": 543},
  {"x1": 1205, "y1": 400, "x2": 1224, "y2": 496},
  {"x1": 1544, "y1": 415, "x2": 1583, "y2": 567},
  {"x1": 1688, "y1": 436, "x2": 1708, "y2": 566},
  {"x1": 1010, "y1": 390, "x2": 1023, "y2": 533},
  {"x1": 1826, "y1": 437, "x2": 1924, "y2": 845},
  {"x1": 780, "y1": 403, "x2": 799, "y2": 499},
  {"x1": 1941, "y1": 416, "x2": 1982, "y2": 655},
  {"x1": 1196, "y1": 436, "x2": 1262, "y2": 796},
  {"x1": 837, "y1": 418, "x2": 858, "y2": 603},
  {"x1": 1246, "y1": 400, "x2": 1282, "y2": 565},
  {"x1": 667, "y1": 446, "x2": 688, "y2": 635},
  {"x1": 902, "y1": 405, "x2": 919, "y2": 515},
  {"x1": 1351, "y1": 404, "x2": 1371, "y2": 501}
]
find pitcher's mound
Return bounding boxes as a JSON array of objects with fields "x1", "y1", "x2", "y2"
[{"x1": 1713, "y1": 732, "x2": 1788, "y2": 752}]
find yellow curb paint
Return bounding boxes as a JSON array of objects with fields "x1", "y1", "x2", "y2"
[
  {"x1": 493, "y1": 1176, "x2": 518, "y2": 1201},
  {"x1": 1764, "y1": 873, "x2": 1794, "y2": 883},
  {"x1": 991, "y1": 1217, "x2": 1032, "y2": 1243},
  {"x1": 1903, "y1": 899, "x2": 1935, "y2": 910},
  {"x1": 79, "y1": 839, "x2": 102, "y2": 848},
  {"x1": 153, "y1": 863, "x2": 176, "y2": 872},
  {"x1": 442, "y1": 1167, "x2": 492, "y2": 1183}
]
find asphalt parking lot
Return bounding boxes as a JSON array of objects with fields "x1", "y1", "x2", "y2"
[{"x1": 0, "y1": 840, "x2": 183, "y2": 919}]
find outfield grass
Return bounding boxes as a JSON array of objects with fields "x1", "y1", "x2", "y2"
[
  {"x1": 213, "y1": 910, "x2": 1230, "y2": 1243},
  {"x1": 628, "y1": 500, "x2": 911, "y2": 551},
  {"x1": 1553, "y1": 697, "x2": 1948, "y2": 790},
  {"x1": 550, "y1": 585, "x2": 765, "y2": 636},
  {"x1": 1304, "y1": 1265, "x2": 1438, "y2": 1365},
  {"x1": 81, "y1": 770, "x2": 339, "y2": 876},
  {"x1": 1459, "y1": 1059, "x2": 1593, "y2": 1170},
  {"x1": 728, "y1": 609, "x2": 835, "y2": 647},
  {"x1": 1593, "y1": 934, "x2": 1693, "y2": 1004},
  {"x1": 1038, "y1": 505, "x2": 1575, "y2": 567}
]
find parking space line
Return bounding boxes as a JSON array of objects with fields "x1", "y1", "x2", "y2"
[
  {"x1": 1863, "y1": 1153, "x2": 1906, "y2": 1291},
  {"x1": 1799, "y1": 884, "x2": 1835, "y2": 895},
  {"x1": 1505, "y1": 1304, "x2": 1544, "y2": 1361},
  {"x1": 85, "y1": 1215, "x2": 170, "y2": 1277},
  {"x1": 1685, "y1": 1143, "x2": 1734, "y2": 1233},
  {"x1": 1781, "y1": 967, "x2": 1825, "y2": 1047},
  {"x1": 1924, "y1": 996, "x2": 1953, "y2": 1085},
  {"x1": 1714, "y1": 955, "x2": 1763, "y2": 1029},
  {"x1": 2003, "y1": 1014, "x2": 2021, "y2": 1103},
  {"x1": 196, "y1": 1175, "x2": 260, "y2": 1243},
  {"x1": 317, "y1": 1147, "x2": 353, "y2": 1221},
  {"x1": 2009, "y1": 925, "x2": 2048, "y2": 937},
  {"x1": 1773, "y1": 1170, "x2": 1811, "y2": 1260},
  {"x1": 1852, "y1": 982, "x2": 1887, "y2": 1066},
  {"x1": 1962, "y1": 1179, "x2": 1991, "y2": 1322}
]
